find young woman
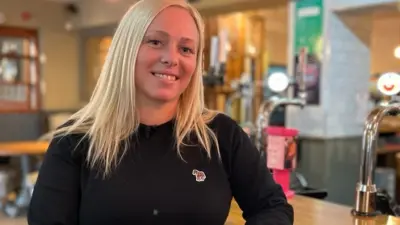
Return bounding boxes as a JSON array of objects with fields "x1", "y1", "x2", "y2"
[{"x1": 28, "y1": 0, "x2": 294, "y2": 224}]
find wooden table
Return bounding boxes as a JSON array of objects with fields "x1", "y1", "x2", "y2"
[
  {"x1": 0, "y1": 141, "x2": 49, "y2": 156},
  {"x1": 226, "y1": 195, "x2": 400, "y2": 225},
  {"x1": 0, "y1": 141, "x2": 49, "y2": 217}
]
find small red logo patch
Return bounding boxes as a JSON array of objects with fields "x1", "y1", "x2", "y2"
[{"x1": 192, "y1": 169, "x2": 206, "y2": 182}]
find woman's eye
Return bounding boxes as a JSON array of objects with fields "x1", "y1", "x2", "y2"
[
  {"x1": 148, "y1": 40, "x2": 162, "y2": 46},
  {"x1": 181, "y1": 47, "x2": 195, "y2": 54}
]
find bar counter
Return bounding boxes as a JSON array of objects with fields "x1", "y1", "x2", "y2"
[{"x1": 226, "y1": 195, "x2": 400, "y2": 225}]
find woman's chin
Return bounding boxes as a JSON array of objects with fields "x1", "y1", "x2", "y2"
[{"x1": 150, "y1": 92, "x2": 179, "y2": 103}]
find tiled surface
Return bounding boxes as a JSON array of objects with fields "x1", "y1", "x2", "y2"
[
  {"x1": 298, "y1": 137, "x2": 398, "y2": 206},
  {"x1": 322, "y1": 8, "x2": 371, "y2": 138},
  {"x1": 297, "y1": 137, "x2": 364, "y2": 206}
]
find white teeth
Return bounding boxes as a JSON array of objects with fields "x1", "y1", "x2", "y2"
[{"x1": 154, "y1": 73, "x2": 177, "y2": 81}]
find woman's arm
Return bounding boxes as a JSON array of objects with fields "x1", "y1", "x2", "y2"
[
  {"x1": 28, "y1": 135, "x2": 82, "y2": 225},
  {"x1": 216, "y1": 115, "x2": 294, "y2": 225}
]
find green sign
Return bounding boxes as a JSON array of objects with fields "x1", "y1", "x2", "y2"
[
  {"x1": 293, "y1": 0, "x2": 323, "y2": 105},
  {"x1": 294, "y1": 0, "x2": 323, "y2": 56}
]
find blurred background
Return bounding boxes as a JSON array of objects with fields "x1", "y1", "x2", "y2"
[{"x1": 1, "y1": 0, "x2": 400, "y2": 223}]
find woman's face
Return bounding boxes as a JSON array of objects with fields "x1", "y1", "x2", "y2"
[{"x1": 135, "y1": 6, "x2": 199, "y2": 105}]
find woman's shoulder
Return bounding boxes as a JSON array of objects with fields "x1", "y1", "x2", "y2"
[
  {"x1": 48, "y1": 122, "x2": 89, "y2": 163},
  {"x1": 207, "y1": 112, "x2": 240, "y2": 131},
  {"x1": 51, "y1": 132, "x2": 88, "y2": 148},
  {"x1": 51, "y1": 119, "x2": 89, "y2": 148},
  {"x1": 205, "y1": 112, "x2": 245, "y2": 146}
]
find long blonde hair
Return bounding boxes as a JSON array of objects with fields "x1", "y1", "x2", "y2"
[{"x1": 53, "y1": 0, "x2": 219, "y2": 177}]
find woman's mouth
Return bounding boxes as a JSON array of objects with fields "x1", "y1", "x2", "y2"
[{"x1": 151, "y1": 72, "x2": 178, "y2": 81}]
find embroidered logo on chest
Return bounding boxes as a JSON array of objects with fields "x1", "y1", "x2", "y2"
[{"x1": 192, "y1": 169, "x2": 206, "y2": 182}]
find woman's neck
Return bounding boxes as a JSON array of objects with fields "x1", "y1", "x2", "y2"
[{"x1": 137, "y1": 101, "x2": 178, "y2": 126}]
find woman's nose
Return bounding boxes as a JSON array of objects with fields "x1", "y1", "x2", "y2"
[{"x1": 160, "y1": 46, "x2": 178, "y2": 67}]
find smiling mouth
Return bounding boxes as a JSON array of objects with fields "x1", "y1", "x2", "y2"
[
  {"x1": 384, "y1": 84, "x2": 395, "y2": 91},
  {"x1": 151, "y1": 72, "x2": 179, "y2": 81}
]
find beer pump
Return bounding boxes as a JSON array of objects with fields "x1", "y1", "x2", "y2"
[
  {"x1": 224, "y1": 74, "x2": 255, "y2": 136},
  {"x1": 204, "y1": 29, "x2": 256, "y2": 134},
  {"x1": 203, "y1": 30, "x2": 229, "y2": 86},
  {"x1": 253, "y1": 49, "x2": 329, "y2": 199},
  {"x1": 255, "y1": 49, "x2": 308, "y2": 152},
  {"x1": 352, "y1": 73, "x2": 400, "y2": 217},
  {"x1": 352, "y1": 102, "x2": 400, "y2": 217}
]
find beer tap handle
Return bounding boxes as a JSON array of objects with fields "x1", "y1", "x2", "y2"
[
  {"x1": 203, "y1": 36, "x2": 224, "y2": 86},
  {"x1": 296, "y1": 47, "x2": 308, "y2": 101}
]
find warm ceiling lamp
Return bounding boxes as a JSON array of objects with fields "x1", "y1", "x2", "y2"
[{"x1": 394, "y1": 45, "x2": 400, "y2": 59}]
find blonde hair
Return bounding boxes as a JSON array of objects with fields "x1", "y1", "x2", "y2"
[{"x1": 53, "y1": 0, "x2": 219, "y2": 177}]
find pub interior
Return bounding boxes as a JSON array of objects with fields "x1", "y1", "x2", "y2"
[{"x1": 1, "y1": 0, "x2": 400, "y2": 224}]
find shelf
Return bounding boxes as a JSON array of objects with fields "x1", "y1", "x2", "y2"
[
  {"x1": 0, "y1": 81, "x2": 36, "y2": 86},
  {"x1": 0, "y1": 101, "x2": 31, "y2": 113},
  {"x1": 0, "y1": 26, "x2": 41, "y2": 113},
  {"x1": 0, "y1": 53, "x2": 38, "y2": 60}
]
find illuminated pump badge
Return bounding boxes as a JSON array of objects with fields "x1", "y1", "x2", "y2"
[
  {"x1": 267, "y1": 72, "x2": 290, "y2": 93},
  {"x1": 376, "y1": 72, "x2": 400, "y2": 96}
]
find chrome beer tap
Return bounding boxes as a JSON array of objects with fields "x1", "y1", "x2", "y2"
[
  {"x1": 255, "y1": 97, "x2": 306, "y2": 151},
  {"x1": 225, "y1": 91, "x2": 242, "y2": 117},
  {"x1": 352, "y1": 103, "x2": 400, "y2": 217},
  {"x1": 255, "y1": 49, "x2": 308, "y2": 152},
  {"x1": 225, "y1": 74, "x2": 254, "y2": 131}
]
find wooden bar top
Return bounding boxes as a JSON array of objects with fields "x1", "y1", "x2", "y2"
[
  {"x1": 0, "y1": 141, "x2": 49, "y2": 156},
  {"x1": 226, "y1": 195, "x2": 400, "y2": 225}
]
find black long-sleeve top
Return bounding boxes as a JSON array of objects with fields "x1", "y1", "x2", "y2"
[{"x1": 28, "y1": 113, "x2": 293, "y2": 225}]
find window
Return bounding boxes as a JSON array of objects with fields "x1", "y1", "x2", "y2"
[{"x1": 0, "y1": 26, "x2": 40, "y2": 112}]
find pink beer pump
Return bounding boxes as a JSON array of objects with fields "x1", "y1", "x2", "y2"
[
  {"x1": 255, "y1": 98, "x2": 305, "y2": 199},
  {"x1": 265, "y1": 126, "x2": 299, "y2": 198},
  {"x1": 254, "y1": 48, "x2": 308, "y2": 198}
]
